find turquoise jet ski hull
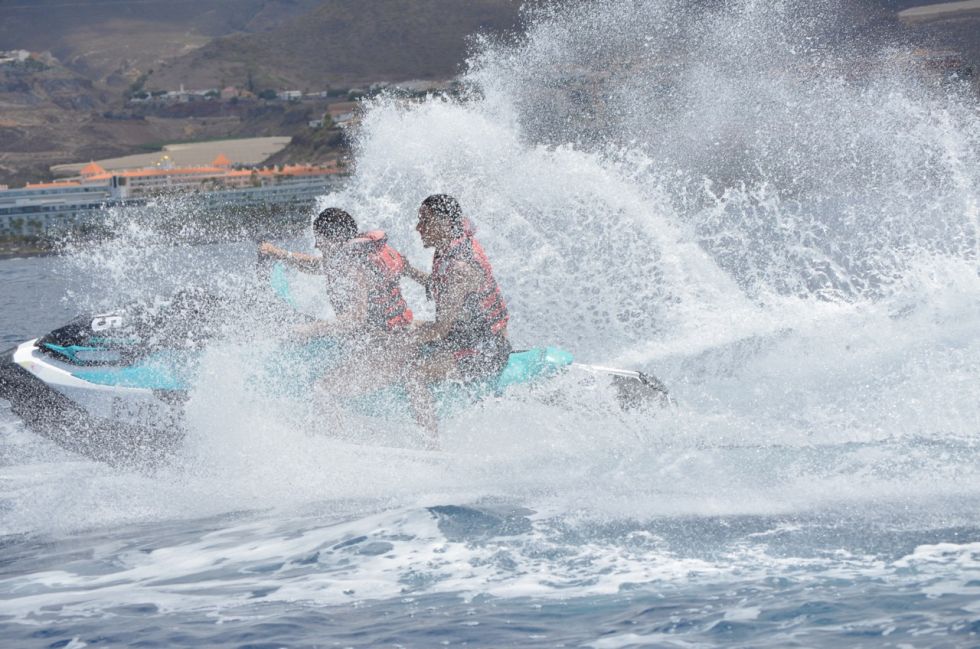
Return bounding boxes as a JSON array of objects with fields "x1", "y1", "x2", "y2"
[{"x1": 262, "y1": 339, "x2": 574, "y2": 419}]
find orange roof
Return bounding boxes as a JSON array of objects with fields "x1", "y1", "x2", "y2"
[
  {"x1": 115, "y1": 166, "x2": 224, "y2": 178},
  {"x1": 212, "y1": 153, "x2": 231, "y2": 167},
  {"x1": 27, "y1": 164, "x2": 344, "y2": 186},
  {"x1": 252, "y1": 164, "x2": 338, "y2": 177},
  {"x1": 79, "y1": 161, "x2": 106, "y2": 177},
  {"x1": 282, "y1": 165, "x2": 339, "y2": 175}
]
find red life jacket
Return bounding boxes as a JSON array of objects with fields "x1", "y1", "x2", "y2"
[
  {"x1": 430, "y1": 221, "x2": 509, "y2": 346},
  {"x1": 347, "y1": 230, "x2": 413, "y2": 331}
]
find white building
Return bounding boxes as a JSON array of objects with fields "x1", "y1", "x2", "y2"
[
  {"x1": 0, "y1": 181, "x2": 113, "y2": 236},
  {"x1": 0, "y1": 158, "x2": 347, "y2": 237}
]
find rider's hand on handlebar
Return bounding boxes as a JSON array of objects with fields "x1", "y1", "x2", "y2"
[{"x1": 258, "y1": 242, "x2": 281, "y2": 259}]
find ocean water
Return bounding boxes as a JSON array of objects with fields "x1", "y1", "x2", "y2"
[{"x1": 2, "y1": 0, "x2": 980, "y2": 646}]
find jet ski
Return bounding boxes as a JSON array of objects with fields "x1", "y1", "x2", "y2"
[
  {"x1": 0, "y1": 289, "x2": 219, "y2": 463},
  {"x1": 0, "y1": 263, "x2": 671, "y2": 464}
]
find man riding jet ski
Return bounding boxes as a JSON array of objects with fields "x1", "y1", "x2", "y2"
[
  {"x1": 0, "y1": 208, "x2": 671, "y2": 464},
  {"x1": 259, "y1": 207, "x2": 421, "y2": 423},
  {"x1": 263, "y1": 197, "x2": 518, "y2": 448},
  {"x1": 315, "y1": 195, "x2": 515, "y2": 447}
]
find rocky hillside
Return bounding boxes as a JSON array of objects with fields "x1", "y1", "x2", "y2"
[
  {"x1": 146, "y1": 0, "x2": 522, "y2": 92},
  {"x1": 0, "y1": 0, "x2": 976, "y2": 188},
  {"x1": 0, "y1": 1, "x2": 324, "y2": 88},
  {"x1": 0, "y1": 56, "x2": 109, "y2": 187},
  {"x1": 0, "y1": 0, "x2": 522, "y2": 186},
  {"x1": 0, "y1": 54, "x2": 317, "y2": 188}
]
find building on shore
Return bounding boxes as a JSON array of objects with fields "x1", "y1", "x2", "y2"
[{"x1": 0, "y1": 155, "x2": 346, "y2": 238}]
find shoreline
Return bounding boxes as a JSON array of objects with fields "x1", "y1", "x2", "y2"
[
  {"x1": 0, "y1": 222, "x2": 309, "y2": 261},
  {"x1": 0, "y1": 241, "x2": 57, "y2": 260},
  {"x1": 899, "y1": 0, "x2": 980, "y2": 24}
]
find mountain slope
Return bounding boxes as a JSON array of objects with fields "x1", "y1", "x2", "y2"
[
  {"x1": 147, "y1": 0, "x2": 522, "y2": 91},
  {"x1": 0, "y1": 0, "x2": 324, "y2": 85}
]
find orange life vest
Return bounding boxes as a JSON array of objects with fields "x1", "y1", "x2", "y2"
[
  {"x1": 346, "y1": 230, "x2": 413, "y2": 331},
  {"x1": 430, "y1": 222, "x2": 508, "y2": 347}
]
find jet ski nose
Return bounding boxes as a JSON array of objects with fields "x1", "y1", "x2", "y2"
[
  {"x1": 0, "y1": 342, "x2": 36, "y2": 407},
  {"x1": 0, "y1": 344, "x2": 18, "y2": 397}
]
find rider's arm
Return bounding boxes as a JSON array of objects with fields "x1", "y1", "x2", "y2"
[
  {"x1": 413, "y1": 262, "x2": 481, "y2": 344},
  {"x1": 402, "y1": 259, "x2": 430, "y2": 285},
  {"x1": 259, "y1": 241, "x2": 321, "y2": 274},
  {"x1": 292, "y1": 319, "x2": 333, "y2": 340}
]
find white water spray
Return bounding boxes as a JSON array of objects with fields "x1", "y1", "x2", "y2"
[{"x1": 25, "y1": 0, "x2": 979, "y2": 530}]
